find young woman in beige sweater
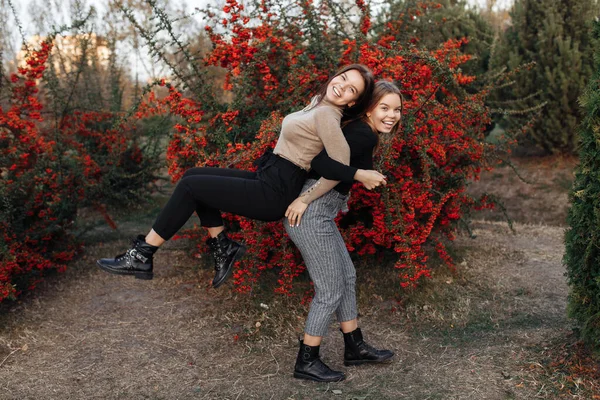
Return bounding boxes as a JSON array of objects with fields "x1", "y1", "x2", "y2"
[{"x1": 97, "y1": 64, "x2": 386, "y2": 288}]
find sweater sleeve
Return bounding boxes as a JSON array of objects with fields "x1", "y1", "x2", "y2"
[
  {"x1": 310, "y1": 149, "x2": 357, "y2": 182},
  {"x1": 298, "y1": 105, "x2": 350, "y2": 204},
  {"x1": 310, "y1": 122, "x2": 375, "y2": 181},
  {"x1": 311, "y1": 105, "x2": 350, "y2": 164}
]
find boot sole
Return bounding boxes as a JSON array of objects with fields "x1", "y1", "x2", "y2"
[
  {"x1": 96, "y1": 261, "x2": 154, "y2": 280},
  {"x1": 293, "y1": 371, "x2": 345, "y2": 382},
  {"x1": 344, "y1": 353, "x2": 394, "y2": 366},
  {"x1": 212, "y1": 244, "x2": 247, "y2": 289}
]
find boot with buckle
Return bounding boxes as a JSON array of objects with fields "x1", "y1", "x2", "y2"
[
  {"x1": 96, "y1": 235, "x2": 157, "y2": 280},
  {"x1": 293, "y1": 340, "x2": 345, "y2": 382},
  {"x1": 206, "y1": 231, "x2": 246, "y2": 288},
  {"x1": 342, "y1": 328, "x2": 394, "y2": 366}
]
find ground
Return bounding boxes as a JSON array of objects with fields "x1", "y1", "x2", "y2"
[{"x1": 1, "y1": 156, "x2": 598, "y2": 399}]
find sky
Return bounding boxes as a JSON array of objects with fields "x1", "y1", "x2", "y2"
[
  {"x1": 7, "y1": 0, "x2": 514, "y2": 80},
  {"x1": 13, "y1": 0, "x2": 514, "y2": 38}
]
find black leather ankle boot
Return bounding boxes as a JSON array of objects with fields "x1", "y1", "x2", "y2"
[
  {"x1": 342, "y1": 328, "x2": 394, "y2": 366},
  {"x1": 96, "y1": 235, "x2": 158, "y2": 280},
  {"x1": 206, "y1": 231, "x2": 246, "y2": 288},
  {"x1": 293, "y1": 340, "x2": 345, "y2": 382}
]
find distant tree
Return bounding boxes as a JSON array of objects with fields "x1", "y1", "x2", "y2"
[
  {"x1": 376, "y1": 0, "x2": 496, "y2": 80},
  {"x1": 494, "y1": 0, "x2": 597, "y2": 154}
]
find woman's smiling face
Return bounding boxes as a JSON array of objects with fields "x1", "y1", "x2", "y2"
[
  {"x1": 367, "y1": 93, "x2": 402, "y2": 133},
  {"x1": 324, "y1": 69, "x2": 366, "y2": 108}
]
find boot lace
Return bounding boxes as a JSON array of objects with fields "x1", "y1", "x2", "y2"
[
  {"x1": 114, "y1": 238, "x2": 139, "y2": 261},
  {"x1": 113, "y1": 249, "x2": 135, "y2": 269}
]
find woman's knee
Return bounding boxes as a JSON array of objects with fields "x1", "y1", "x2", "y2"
[
  {"x1": 313, "y1": 285, "x2": 344, "y2": 309},
  {"x1": 182, "y1": 167, "x2": 203, "y2": 179},
  {"x1": 175, "y1": 176, "x2": 193, "y2": 193}
]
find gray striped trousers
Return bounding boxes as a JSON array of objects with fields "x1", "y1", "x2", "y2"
[{"x1": 284, "y1": 179, "x2": 357, "y2": 337}]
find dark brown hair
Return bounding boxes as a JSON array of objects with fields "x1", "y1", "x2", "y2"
[{"x1": 308, "y1": 64, "x2": 375, "y2": 116}]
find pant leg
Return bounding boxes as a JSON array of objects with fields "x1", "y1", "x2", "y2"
[
  {"x1": 153, "y1": 167, "x2": 286, "y2": 240},
  {"x1": 285, "y1": 187, "x2": 346, "y2": 337},
  {"x1": 181, "y1": 167, "x2": 257, "y2": 226},
  {"x1": 333, "y1": 228, "x2": 358, "y2": 323}
]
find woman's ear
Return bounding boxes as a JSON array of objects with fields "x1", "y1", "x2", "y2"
[{"x1": 347, "y1": 101, "x2": 356, "y2": 108}]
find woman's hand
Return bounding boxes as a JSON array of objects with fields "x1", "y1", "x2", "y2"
[
  {"x1": 285, "y1": 197, "x2": 309, "y2": 227},
  {"x1": 354, "y1": 169, "x2": 387, "y2": 190}
]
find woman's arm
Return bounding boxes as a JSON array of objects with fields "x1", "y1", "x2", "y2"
[
  {"x1": 296, "y1": 106, "x2": 350, "y2": 205},
  {"x1": 311, "y1": 123, "x2": 384, "y2": 188},
  {"x1": 311, "y1": 151, "x2": 384, "y2": 188},
  {"x1": 310, "y1": 149, "x2": 357, "y2": 182}
]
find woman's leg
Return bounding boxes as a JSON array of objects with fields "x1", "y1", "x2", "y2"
[
  {"x1": 340, "y1": 319, "x2": 358, "y2": 333},
  {"x1": 285, "y1": 191, "x2": 346, "y2": 382},
  {"x1": 329, "y1": 228, "x2": 395, "y2": 365},
  {"x1": 152, "y1": 167, "x2": 266, "y2": 241},
  {"x1": 97, "y1": 166, "x2": 284, "y2": 285},
  {"x1": 286, "y1": 214, "x2": 346, "y2": 339},
  {"x1": 146, "y1": 167, "x2": 259, "y2": 245},
  {"x1": 186, "y1": 167, "x2": 258, "y2": 236},
  {"x1": 332, "y1": 229, "x2": 358, "y2": 333}
]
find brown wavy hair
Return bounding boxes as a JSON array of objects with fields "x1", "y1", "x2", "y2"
[{"x1": 307, "y1": 64, "x2": 375, "y2": 117}]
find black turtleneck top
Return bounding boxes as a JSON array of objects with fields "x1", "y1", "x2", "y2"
[{"x1": 309, "y1": 119, "x2": 378, "y2": 195}]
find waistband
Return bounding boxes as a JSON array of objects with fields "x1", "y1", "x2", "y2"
[{"x1": 254, "y1": 150, "x2": 307, "y2": 177}]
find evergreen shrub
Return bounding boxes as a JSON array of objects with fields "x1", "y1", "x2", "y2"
[{"x1": 564, "y1": 20, "x2": 600, "y2": 349}]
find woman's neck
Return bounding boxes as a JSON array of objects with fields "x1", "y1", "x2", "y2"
[
  {"x1": 362, "y1": 117, "x2": 379, "y2": 134},
  {"x1": 319, "y1": 97, "x2": 341, "y2": 109}
]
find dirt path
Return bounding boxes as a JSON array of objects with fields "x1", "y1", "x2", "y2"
[{"x1": 0, "y1": 219, "x2": 574, "y2": 399}]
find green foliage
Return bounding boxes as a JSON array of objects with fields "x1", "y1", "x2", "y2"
[
  {"x1": 495, "y1": 0, "x2": 597, "y2": 154},
  {"x1": 379, "y1": 0, "x2": 496, "y2": 79},
  {"x1": 565, "y1": 19, "x2": 600, "y2": 351},
  {"x1": 38, "y1": 8, "x2": 168, "y2": 210}
]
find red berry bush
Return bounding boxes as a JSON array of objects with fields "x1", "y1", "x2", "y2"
[
  {"x1": 132, "y1": 0, "x2": 505, "y2": 294},
  {"x1": 0, "y1": 0, "x2": 508, "y2": 301},
  {"x1": 0, "y1": 37, "x2": 162, "y2": 302}
]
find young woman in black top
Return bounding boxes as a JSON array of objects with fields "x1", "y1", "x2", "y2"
[{"x1": 284, "y1": 81, "x2": 403, "y2": 382}]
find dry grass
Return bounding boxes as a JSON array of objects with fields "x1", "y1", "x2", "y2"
[
  {"x1": 0, "y1": 156, "x2": 597, "y2": 399},
  {"x1": 468, "y1": 155, "x2": 577, "y2": 226}
]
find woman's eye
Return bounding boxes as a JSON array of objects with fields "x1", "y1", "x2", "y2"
[{"x1": 341, "y1": 75, "x2": 346, "y2": 80}]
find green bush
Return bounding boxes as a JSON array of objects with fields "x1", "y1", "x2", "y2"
[
  {"x1": 495, "y1": 0, "x2": 597, "y2": 154},
  {"x1": 564, "y1": 20, "x2": 600, "y2": 350}
]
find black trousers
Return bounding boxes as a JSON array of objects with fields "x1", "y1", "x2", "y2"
[{"x1": 152, "y1": 152, "x2": 307, "y2": 240}]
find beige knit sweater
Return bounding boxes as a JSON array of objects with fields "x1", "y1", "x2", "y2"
[{"x1": 273, "y1": 101, "x2": 349, "y2": 204}]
